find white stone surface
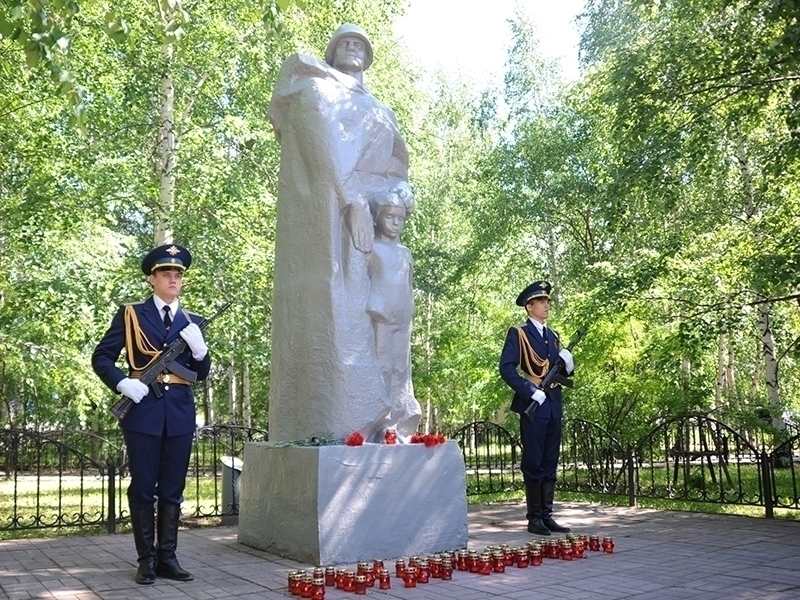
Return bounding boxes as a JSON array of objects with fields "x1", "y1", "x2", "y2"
[
  {"x1": 267, "y1": 25, "x2": 413, "y2": 444},
  {"x1": 238, "y1": 441, "x2": 469, "y2": 565}
]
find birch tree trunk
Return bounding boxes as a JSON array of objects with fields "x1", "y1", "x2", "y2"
[
  {"x1": 203, "y1": 381, "x2": 214, "y2": 426},
  {"x1": 242, "y1": 363, "x2": 252, "y2": 428},
  {"x1": 735, "y1": 129, "x2": 784, "y2": 429},
  {"x1": 228, "y1": 363, "x2": 237, "y2": 424},
  {"x1": 757, "y1": 303, "x2": 783, "y2": 429},
  {"x1": 726, "y1": 341, "x2": 735, "y2": 400},
  {"x1": 154, "y1": 39, "x2": 176, "y2": 246}
]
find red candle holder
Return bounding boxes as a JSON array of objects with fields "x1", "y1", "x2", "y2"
[
  {"x1": 479, "y1": 554, "x2": 492, "y2": 575},
  {"x1": 516, "y1": 550, "x2": 529, "y2": 568},
  {"x1": 526, "y1": 543, "x2": 540, "y2": 562},
  {"x1": 573, "y1": 541, "x2": 585, "y2": 559},
  {"x1": 589, "y1": 535, "x2": 601, "y2": 551},
  {"x1": 324, "y1": 567, "x2": 336, "y2": 587},
  {"x1": 335, "y1": 569, "x2": 347, "y2": 589},
  {"x1": 468, "y1": 551, "x2": 480, "y2": 573},
  {"x1": 561, "y1": 542, "x2": 573, "y2": 561},
  {"x1": 602, "y1": 536, "x2": 615, "y2": 553},
  {"x1": 492, "y1": 551, "x2": 505, "y2": 573},
  {"x1": 430, "y1": 556, "x2": 442, "y2": 578},
  {"x1": 403, "y1": 566, "x2": 417, "y2": 588},
  {"x1": 379, "y1": 568, "x2": 391, "y2": 590},
  {"x1": 373, "y1": 559, "x2": 384, "y2": 576},
  {"x1": 384, "y1": 428, "x2": 397, "y2": 444},
  {"x1": 417, "y1": 560, "x2": 430, "y2": 583},
  {"x1": 354, "y1": 574, "x2": 367, "y2": 595},
  {"x1": 457, "y1": 551, "x2": 469, "y2": 571},
  {"x1": 343, "y1": 571, "x2": 356, "y2": 593},
  {"x1": 530, "y1": 550, "x2": 542, "y2": 566},
  {"x1": 300, "y1": 574, "x2": 313, "y2": 598},
  {"x1": 549, "y1": 540, "x2": 562, "y2": 559},
  {"x1": 311, "y1": 577, "x2": 325, "y2": 600},
  {"x1": 441, "y1": 563, "x2": 453, "y2": 581},
  {"x1": 288, "y1": 571, "x2": 301, "y2": 595},
  {"x1": 395, "y1": 558, "x2": 405, "y2": 578}
]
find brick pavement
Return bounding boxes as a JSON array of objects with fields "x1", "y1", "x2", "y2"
[{"x1": 1, "y1": 502, "x2": 799, "y2": 600}]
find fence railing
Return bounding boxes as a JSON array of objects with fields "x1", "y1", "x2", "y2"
[
  {"x1": 453, "y1": 414, "x2": 799, "y2": 518},
  {"x1": 1, "y1": 414, "x2": 798, "y2": 535}
]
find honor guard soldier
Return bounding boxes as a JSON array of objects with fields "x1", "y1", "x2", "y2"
[
  {"x1": 92, "y1": 244, "x2": 211, "y2": 584},
  {"x1": 499, "y1": 281, "x2": 574, "y2": 536}
]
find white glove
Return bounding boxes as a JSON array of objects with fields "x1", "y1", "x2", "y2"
[
  {"x1": 559, "y1": 348, "x2": 574, "y2": 373},
  {"x1": 180, "y1": 323, "x2": 208, "y2": 360},
  {"x1": 531, "y1": 388, "x2": 546, "y2": 405},
  {"x1": 116, "y1": 378, "x2": 149, "y2": 403}
]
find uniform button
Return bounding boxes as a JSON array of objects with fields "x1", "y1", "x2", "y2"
[
  {"x1": 163, "y1": 343, "x2": 168, "y2": 347},
  {"x1": 164, "y1": 385, "x2": 170, "y2": 391}
]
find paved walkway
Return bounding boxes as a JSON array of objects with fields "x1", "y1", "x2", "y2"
[{"x1": 1, "y1": 502, "x2": 799, "y2": 600}]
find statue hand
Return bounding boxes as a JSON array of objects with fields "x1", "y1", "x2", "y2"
[{"x1": 348, "y1": 205, "x2": 374, "y2": 253}]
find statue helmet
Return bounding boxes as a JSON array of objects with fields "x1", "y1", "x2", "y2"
[{"x1": 324, "y1": 23, "x2": 374, "y2": 71}]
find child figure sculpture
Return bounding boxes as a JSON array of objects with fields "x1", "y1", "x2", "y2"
[{"x1": 367, "y1": 183, "x2": 421, "y2": 441}]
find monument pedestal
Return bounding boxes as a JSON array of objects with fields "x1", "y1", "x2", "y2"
[{"x1": 238, "y1": 441, "x2": 468, "y2": 565}]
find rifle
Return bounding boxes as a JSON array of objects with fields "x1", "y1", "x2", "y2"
[
  {"x1": 523, "y1": 326, "x2": 587, "y2": 421},
  {"x1": 110, "y1": 300, "x2": 233, "y2": 421}
]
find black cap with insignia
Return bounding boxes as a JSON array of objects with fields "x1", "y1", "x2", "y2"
[
  {"x1": 141, "y1": 244, "x2": 192, "y2": 275},
  {"x1": 515, "y1": 280, "x2": 551, "y2": 307}
]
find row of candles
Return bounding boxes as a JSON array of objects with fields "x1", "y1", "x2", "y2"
[{"x1": 287, "y1": 534, "x2": 615, "y2": 598}]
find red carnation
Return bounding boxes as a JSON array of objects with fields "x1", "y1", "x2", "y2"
[
  {"x1": 423, "y1": 434, "x2": 437, "y2": 447},
  {"x1": 345, "y1": 431, "x2": 365, "y2": 446},
  {"x1": 436, "y1": 433, "x2": 446, "y2": 444},
  {"x1": 410, "y1": 433, "x2": 424, "y2": 444}
]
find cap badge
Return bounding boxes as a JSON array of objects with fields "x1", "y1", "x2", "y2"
[{"x1": 166, "y1": 245, "x2": 181, "y2": 256}]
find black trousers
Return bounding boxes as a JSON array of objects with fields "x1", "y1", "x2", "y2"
[
  {"x1": 123, "y1": 429, "x2": 193, "y2": 511},
  {"x1": 519, "y1": 415, "x2": 561, "y2": 483}
]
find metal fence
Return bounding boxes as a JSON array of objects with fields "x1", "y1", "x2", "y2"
[
  {"x1": 1, "y1": 414, "x2": 799, "y2": 536},
  {"x1": 452, "y1": 414, "x2": 800, "y2": 519}
]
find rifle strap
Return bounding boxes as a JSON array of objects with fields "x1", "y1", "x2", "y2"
[
  {"x1": 124, "y1": 305, "x2": 161, "y2": 371},
  {"x1": 180, "y1": 307, "x2": 194, "y2": 325},
  {"x1": 514, "y1": 324, "x2": 550, "y2": 386}
]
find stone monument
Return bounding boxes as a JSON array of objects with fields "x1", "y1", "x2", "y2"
[{"x1": 239, "y1": 24, "x2": 467, "y2": 565}]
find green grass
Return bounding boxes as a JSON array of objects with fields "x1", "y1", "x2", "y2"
[
  {"x1": 3, "y1": 463, "x2": 800, "y2": 541},
  {"x1": 0, "y1": 475, "x2": 226, "y2": 539},
  {"x1": 470, "y1": 488, "x2": 800, "y2": 521}
]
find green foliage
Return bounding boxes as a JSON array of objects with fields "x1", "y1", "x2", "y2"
[{"x1": 3, "y1": 0, "x2": 800, "y2": 437}]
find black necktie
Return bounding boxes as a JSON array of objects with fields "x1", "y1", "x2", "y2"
[
  {"x1": 541, "y1": 325, "x2": 548, "y2": 344},
  {"x1": 162, "y1": 306, "x2": 172, "y2": 331}
]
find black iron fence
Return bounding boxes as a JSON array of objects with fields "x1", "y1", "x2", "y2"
[
  {"x1": 1, "y1": 414, "x2": 799, "y2": 536},
  {"x1": 0, "y1": 424, "x2": 267, "y2": 535}
]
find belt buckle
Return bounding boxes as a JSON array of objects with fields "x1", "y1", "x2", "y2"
[{"x1": 162, "y1": 374, "x2": 171, "y2": 384}]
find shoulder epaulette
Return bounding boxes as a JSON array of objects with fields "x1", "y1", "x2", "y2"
[{"x1": 124, "y1": 300, "x2": 145, "y2": 306}]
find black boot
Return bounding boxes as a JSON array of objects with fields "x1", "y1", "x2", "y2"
[
  {"x1": 130, "y1": 507, "x2": 157, "y2": 585},
  {"x1": 541, "y1": 480, "x2": 570, "y2": 533},
  {"x1": 525, "y1": 481, "x2": 551, "y2": 536},
  {"x1": 155, "y1": 503, "x2": 194, "y2": 581}
]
